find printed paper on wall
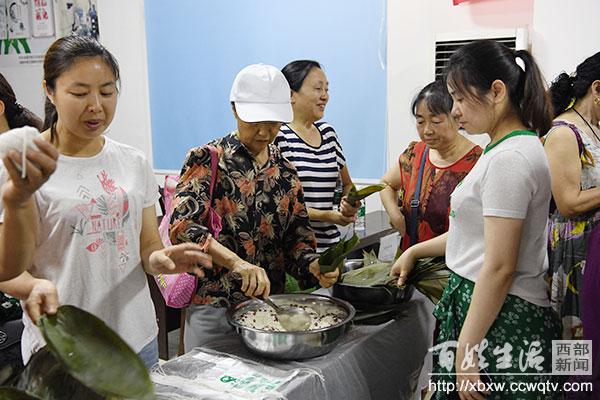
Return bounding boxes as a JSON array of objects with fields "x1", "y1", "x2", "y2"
[
  {"x1": 30, "y1": 0, "x2": 54, "y2": 37},
  {"x1": 54, "y1": 0, "x2": 98, "y2": 39},
  {"x1": 7, "y1": 0, "x2": 31, "y2": 39},
  {"x1": 0, "y1": 0, "x2": 8, "y2": 40}
]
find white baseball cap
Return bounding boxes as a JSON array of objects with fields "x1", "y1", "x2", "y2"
[{"x1": 229, "y1": 64, "x2": 293, "y2": 123}]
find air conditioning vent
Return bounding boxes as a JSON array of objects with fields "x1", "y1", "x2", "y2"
[{"x1": 434, "y1": 28, "x2": 527, "y2": 80}]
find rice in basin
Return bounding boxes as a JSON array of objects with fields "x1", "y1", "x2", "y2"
[{"x1": 234, "y1": 303, "x2": 346, "y2": 331}]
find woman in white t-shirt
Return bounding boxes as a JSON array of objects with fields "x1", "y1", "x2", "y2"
[
  {"x1": 391, "y1": 40, "x2": 561, "y2": 399},
  {"x1": 0, "y1": 36, "x2": 210, "y2": 369}
]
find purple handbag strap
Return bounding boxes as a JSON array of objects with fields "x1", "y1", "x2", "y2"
[
  {"x1": 551, "y1": 120, "x2": 585, "y2": 156},
  {"x1": 206, "y1": 145, "x2": 218, "y2": 204}
]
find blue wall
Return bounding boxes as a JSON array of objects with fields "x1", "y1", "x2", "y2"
[{"x1": 145, "y1": 0, "x2": 387, "y2": 179}]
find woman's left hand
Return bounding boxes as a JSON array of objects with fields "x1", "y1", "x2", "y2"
[
  {"x1": 309, "y1": 259, "x2": 339, "y2": 288},
  {"x1": 339, "y1": 196, "x2": 359, "y2": 218},
  {"x1": 25, "y1": 279, "x2": 59, "y2": 325},
  {"x1": 149, "y1": 242, "x2": 213, "y2": 277},
  {"x1": 455, "y1": 345, "x2": 490, "y2": 400}
]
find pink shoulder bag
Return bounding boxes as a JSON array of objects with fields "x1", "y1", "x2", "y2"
[{"x1": 155, "y1": 145, "x2": 222, "y2": 308}]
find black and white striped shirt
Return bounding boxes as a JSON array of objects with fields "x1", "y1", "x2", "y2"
[{"x1": 274, "y1": 122, "x2": 346, "y2": 252}]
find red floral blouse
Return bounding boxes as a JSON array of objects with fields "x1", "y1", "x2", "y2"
[{"x1": 398, "y1": 141, "x2": 482, "y2": 251}]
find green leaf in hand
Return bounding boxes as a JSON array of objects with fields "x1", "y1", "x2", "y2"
[
  {"x1": 319, "y1": 234, "x2": 360, "y2": 274},
  {"x1": 347, "y1": 184, "x2": 386, "y2": 203},
  {"x1": 38, "y1": 306, "x2": 154, "y2": 400}
]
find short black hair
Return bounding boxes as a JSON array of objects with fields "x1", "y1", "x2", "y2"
[
  {"x1": 549, "y1": 52, "x2": 600, "y2": 117},
  {"x1": 281, "y1": 60, "x2": 322, "y2": 92},
  {"x1": 411, "y1": 80, "x2": 453, "y2": 117}
]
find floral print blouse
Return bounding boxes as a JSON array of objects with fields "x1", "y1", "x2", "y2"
[{"x1": 170, "y1": 132, "x2": 319, "y2": 307}]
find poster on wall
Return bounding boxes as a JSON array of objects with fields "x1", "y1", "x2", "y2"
[
  {"x1": 54, "y1": 0, "x2": 99, "y2": 39},
  {"x1": 0, "y1": 0, "x2": 7, "y2": 39},
  {"x1": 30, "y1": 0, "x2": 54, "y2": 37},
  {"x1": 7, "y1": 0, "x2": 31, "y2": 39}
]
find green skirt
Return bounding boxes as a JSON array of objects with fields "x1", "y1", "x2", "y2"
[{"x1": 431, "y1": 273, "x2": 563, "y2": 400}]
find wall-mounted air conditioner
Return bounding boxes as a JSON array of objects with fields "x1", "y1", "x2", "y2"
[{"x1": 434, "y1": 27, "x2": 529, "y2": 80}]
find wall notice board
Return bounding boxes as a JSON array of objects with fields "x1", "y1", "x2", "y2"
[{"x1": 145, "y1": 0, "x2": 387, "y2": 179}]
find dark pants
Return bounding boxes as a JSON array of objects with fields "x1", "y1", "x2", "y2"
[{"x1": 0, "y1": 319, "x2": 24, "y2": 383}]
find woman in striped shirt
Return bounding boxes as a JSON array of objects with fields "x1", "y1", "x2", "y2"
[{"x1": 275, "y1": 60, "x2": 358, "y2": 253}]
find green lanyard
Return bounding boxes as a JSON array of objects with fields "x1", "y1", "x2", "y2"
[{"x1": 483, "y1": 130, "x2": 538, "y2": 154}]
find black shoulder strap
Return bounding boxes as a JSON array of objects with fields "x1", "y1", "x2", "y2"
[{"x1": 409, "y1": 146, "x2": 429, "y2": 246}]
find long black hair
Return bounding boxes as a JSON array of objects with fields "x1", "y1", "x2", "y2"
[
  {"x1": 445, "y1": 40, "x2": 552, "y2": 136},
  {"x1": 411, "y1": 80, "x2": 453, "y2": 117},
  {"x1": 43, "y1": 35, "x2": 120, "y2": 143},
  {"x1": 0, "y1": 73, "x2": 43, "y2": 131},
  {"x1": 548, "y1": 52, "x2": 600, "y2": 117},
  {"x1": 281, "y1": 60, "x2": 322, "y2": 92}
]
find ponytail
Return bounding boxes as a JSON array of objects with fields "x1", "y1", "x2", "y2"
[
  {"x1": 43, "y1": 97, "x2": 58, "y2": 143},
  {"x1": 514, "y1": 50, "x2": 553, "y2": 136},
  {"x1": 10, "y1": 105, "x2": 43, "y2": 131}
]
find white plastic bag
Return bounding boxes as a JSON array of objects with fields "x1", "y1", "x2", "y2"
[{"x1": 0, "y1": 126, "x2": 40, "y2": 178}]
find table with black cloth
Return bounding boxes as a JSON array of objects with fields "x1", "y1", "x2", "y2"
[{"x1": 152, "y1": 290, "x2": 435, "y2": 400}]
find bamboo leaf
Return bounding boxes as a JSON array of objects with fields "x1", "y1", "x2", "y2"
[
  {"x1": 362, "y1": 250, "x2": 380, "y2": 266},
  {"x1": 38, "y1": 306, "x2": 154, "y2": 400},
  {"x1": 0, "y1": 388, "x2": 41, "y2": 400},
  {"x1": 14, "y1": 347, "x2": 103, "y2": 400},
  {"x1": 340, "y1": 254, "x2": 450, "y2": 305},
  {"x1": 319, "y1": 234, "x2": 360, "y2": 275},
  {"x1": 347, "y1": 184, "x2": 386, "y2": 203}
]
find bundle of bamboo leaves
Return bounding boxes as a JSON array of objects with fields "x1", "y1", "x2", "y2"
[
  {"x1": 319, "y1": 234, "x2": 359, "y2": 274},
  {"x1": 0, "y1": 306, "x2": 154, "y2": 400},
  {"x1": 341, "y1": 251, "x2": 449, "y2": 304}
]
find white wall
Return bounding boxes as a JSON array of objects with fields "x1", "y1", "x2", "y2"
[
  {"x1": 97, "y1": 0, "x2": 153, "y2": 162},
  {"x1": 531, "y1": 0, "x2": 600, "y2": 85},
  {"x1": 386, "y1": 0, "x2": 534, "y2": 170},
  {"x1": 0, "y1": 0, "x2": 153, "y2": 163}
]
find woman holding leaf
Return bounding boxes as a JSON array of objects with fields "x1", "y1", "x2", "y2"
[
  {"x1": 380, "y1": 80, "x2": 482, "y2": 251},
  {"x1": 391, "y1": 41, "x2": 561, "y2": 399},
  {"x1": 274, "y1": 60, "x2": 359, "y2": 253}
]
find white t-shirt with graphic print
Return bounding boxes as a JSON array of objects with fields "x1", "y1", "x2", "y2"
[
  {"x1": 446, "y1": 133, "x2": 551, "y2": 307},
  {"x1": 0, "y1": 136, "x2": 159, "y2": 363}
]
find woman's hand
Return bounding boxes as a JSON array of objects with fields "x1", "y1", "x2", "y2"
[
  {"x1": 339, "y1": 196, "x2": 359, "y2": 218},
  {"x1": 328, "y1": 210, "x2": 355, "y2": 226},
  {"x1": 1, "y1": 138, "x2": 59, "y2": 209},
  {"x1": 149, "y1": 242, "x2": 213, "y2": 277},
  {"x1": 390, "y1": 247, "x2": 416, "y2": 286},
  {"x1": 309, "y1": 259, "x2": 339, "y2": 288},
  {"x1": 232, "y1": 261, "x2": 271, "y2": 298},
  {"x1": 389, "y1": 212, "x2": 406, "y2": 236},
  {"x1": 25, "y1": 279, "x2": 58, "y2": 325},
  {"x1": 456, "y1": 345, "x2": 490, "y2": 400}
]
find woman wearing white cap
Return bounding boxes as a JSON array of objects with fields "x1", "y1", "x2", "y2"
[
  {"x1": 170, "y1": 64, "x2": 339, "y2": 350},
  {"x1": 275, "y1": 60, "x2": 358, "y2": 253}
]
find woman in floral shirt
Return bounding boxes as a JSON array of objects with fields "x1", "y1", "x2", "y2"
[{"x1": 170, "y1": 64, "x2": 338, "y2": 350}]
